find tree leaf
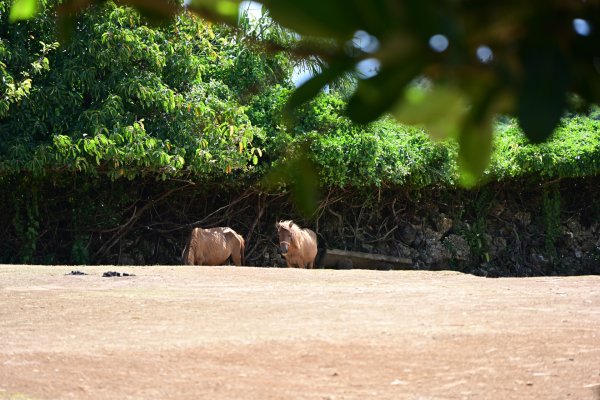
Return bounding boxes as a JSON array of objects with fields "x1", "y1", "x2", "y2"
[
  {"x1": 518, "y1": 44, "x2": 569, "y2": 144},
  {"x1": 263, "y1": 151, "x2": 319, "y2": 218},
  {"x1": 346, "y1": 61, "x2": 422, "y2": 124},
  {"x1": 263, "y1": 0, "x2": 361, "y2": 38},
  {"x1": 458, "y1": 118, "x2": 493, "y2": 187},
  {"x1": 285, "y1": 58, "x2": 353, "y2": 119},
  {"x1": 9, "y1": 0, "x2": 38, "y2": 22},
  {"x1": 56, "y1": 13, "x2": 78, "y2": 44},
  {"x1": 188, "y1": 0, "x2": 240, "y2": 25},
  {"x1": 392, "y1": 85, "x2": 468, "y2": 140},
  {"x1": 289, "y1": 155, "x2": 319, "y2": 218}
]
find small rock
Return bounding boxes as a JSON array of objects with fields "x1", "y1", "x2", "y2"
[
  {"x1": 66, "y1": 270, "x2": 87, "y2": 276},
  {"x1": 433, "y1": 214, "x2": 453, "y2": 236},
  {"x1": 490, "y1": 202, "x2": 505, "y2": 216},
  {"x1": 397, "y1": 222, "x2": 418, "y2": 245},
  {"x1": 491, "y1": 236, "x2": 507, "y2": 255},
  {"x1": 444, "y1": 234, "x2": 471, "y2": 261},
  {"x1": 514, "y1": 211, "x2": 531, "y2": 227}
]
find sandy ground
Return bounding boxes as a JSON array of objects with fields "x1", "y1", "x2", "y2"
[{"x1": 0, "y1": 265, "x2": 599, "y2": 400}]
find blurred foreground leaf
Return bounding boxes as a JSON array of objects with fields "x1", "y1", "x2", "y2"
[
  {"x1": 9, "y1": 0, "x2": 37, "y2": 21},
  {"x1": 285, "y1": 58, "x2": 354, "y2": 121},
  {"x1": 393, "y1": 84, "x2": 468, "y2": 140},
  {"x1": 52, "y1": 0, "x2": 240, "y2": 38},
  {"x1": 458, "y1": 117, "x2": 493, "y2": 187},
  {"x1": 262, "y1": 0, "x2": 362, "y2": 39},
  {"x1": 187, "y1": 0, "x2": 240, "y2": 25},
  {"x1": 264, "y1": 152, "x2": 319, "y2": 218},
  {"x1": 346, "y1": 61, "x2": 423, "y2": 124},
  {"x1": 518, "y1": 44, "x2": 570, "y2": 144}
]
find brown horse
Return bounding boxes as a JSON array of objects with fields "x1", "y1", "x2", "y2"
[
  {"x1": 183, "y1": 227, "x2": 245, "y2": 266},
  {"x1": 276, "y1": 220, "x2": 318, "y2": 268}
]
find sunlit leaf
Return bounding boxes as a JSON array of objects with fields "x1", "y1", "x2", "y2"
[
  {"x1": 289, "y1": 156, "x2": 319, "y2": 218},
  {"x1": 458, "y1": 118, "x2": 493, "y2": 187},
  {"x1": 263, "y1": 151, "x2": 319, "y2": 218},
  {"x1": 9, "y1": 0, "x2": 37, "y2": 22},
  {"x1": 188, "y1": 0, "x2": 240, "y2": 25},
  {"x1": 392, "y1": 85, "x2": 468, "y2": 140}
]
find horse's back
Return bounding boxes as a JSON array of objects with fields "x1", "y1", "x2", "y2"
[
  {"x1": 188, "y1": 227, "x2": 235, "y2": 265},
  {"x1": 301, "y1": 228, "x2": 318, "y2": 264},
  {"x1": 305, "y1": 228, "x2": 317, "y2": 243}
]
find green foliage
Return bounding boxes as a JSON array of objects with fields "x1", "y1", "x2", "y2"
[
  {"x1": 0, "y1": 0, "x2": 57, "y2": 118},
  {"x1": 8, "y1": 0, "x2": 37, "y2": 22},
  {"x1": 258, "y1": 0, "x2": 600, "y2": 183},
  {"x1": 9, "y1": 0, "x2": 600, "y2": 185},
  {"x1": 257, "y1": 91, "x2": 456, "y2": 189},
  {"x1": 1, "y1": 1, "x2": 275, "y2": 182},
  {"x1": 461, "y1": 190, "x2": 493, "y2": 266},
  {"x1": 3, "y1": 0, "x2": 600, "y2": 194},
  {"x1": 489, "y1": 116, "x2": 600, "y2": 180},
  {"x1": 254, "y1": 88, "x2": 600, "y2": 191},
  {"x1": 308, "y1": 115, "x2": 456, "y2": 189}
]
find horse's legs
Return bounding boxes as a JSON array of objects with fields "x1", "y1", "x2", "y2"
[
  {"x1": 230, "y1": 247, "x2": 242, "y2": 266},
  {"x1": 185, "y1": 248, "x2": 196, "y2": 265}
]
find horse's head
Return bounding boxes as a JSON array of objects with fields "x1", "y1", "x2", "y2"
[{"x1": 276, "y1": 220, "x2": 294, "y2": 255}]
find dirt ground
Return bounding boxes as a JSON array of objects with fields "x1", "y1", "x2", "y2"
[{"x1": 0, "y1": 265, "x2": 599, "y2": 400}]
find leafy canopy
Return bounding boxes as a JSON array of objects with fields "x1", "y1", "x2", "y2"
[
  {"x1": 9, "y1": 0, "x2": 600, "y2": 185},
  {"x1": 1, "y1": 0, "x2": 292, "y2": 180}
]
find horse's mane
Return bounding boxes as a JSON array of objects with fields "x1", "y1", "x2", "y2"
[{"x1": 278, "y1": 220, "x2": 301, "y2": 245}]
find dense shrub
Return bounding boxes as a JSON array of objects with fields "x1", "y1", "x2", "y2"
[
  {"x1": 0, "y1": 1, "x2": 271, "y2": 181},
  {"x1": 489, "y1": 116, "x2": 600, "y2": 180},
  {"x1": 3, "y1": 1, "x2": 600, "y2": 189}
]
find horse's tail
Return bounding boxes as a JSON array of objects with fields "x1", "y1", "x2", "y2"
[
  {"x1": 240, "y1": 237, "x2": 246, "y2": 266},
  {"x1": 182, "y1": 228, "x2": 197, "y2": 265},
  {"x1": 181, "y1": 242, "x2": 189, "y2": 265}
]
